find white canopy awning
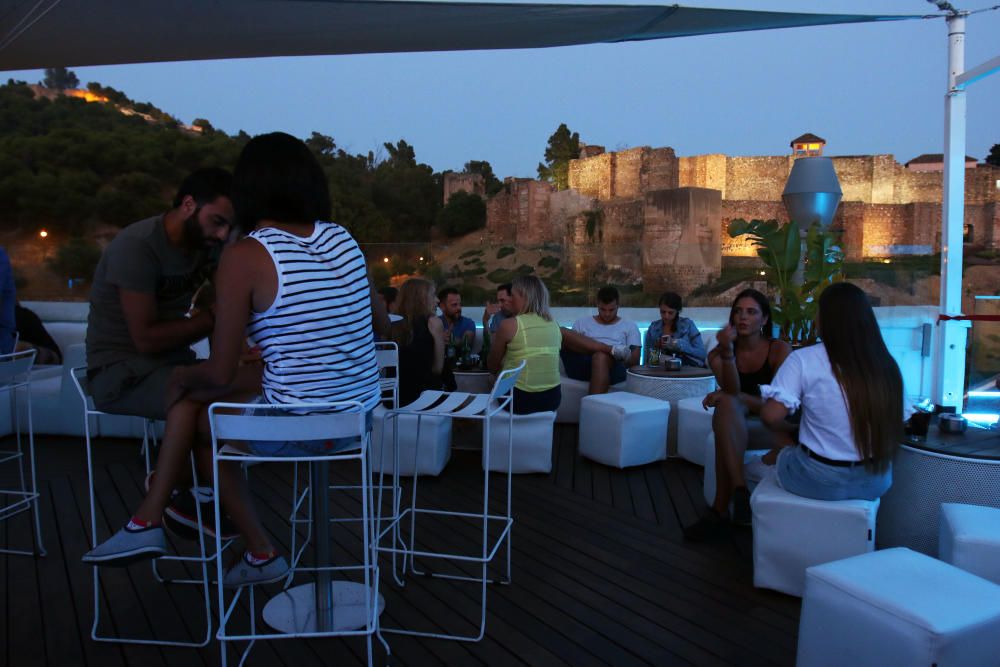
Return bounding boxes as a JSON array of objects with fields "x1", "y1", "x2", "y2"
[{"x1": 0, "y1": 1, "x2": 919, "y2": 71}]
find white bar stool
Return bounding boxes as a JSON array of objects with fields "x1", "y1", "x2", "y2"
[{"x1": 377, "y1": 361, "x2": 524, "y2": 642}]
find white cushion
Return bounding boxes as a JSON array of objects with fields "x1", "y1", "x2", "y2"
[
  {"x1": 677, "y1": 396, "x2": 713, "y2": 465},
  {"x1": 555, "y1": 375, "x2": 625, "y2": 424},
  {"x1": 578, "y1": 392, "x2": 669, "y2": 468},
  {"x1": 751, "y1": 473, "x2": 878, "y2": 597},
  {"x1": 482, "y1": 410, "x2": 556, "y2": 474},
  {"x1": 797, "y1": 548, "x2": 1000, "y2": 667},
  {"x1": 939, "y1": 503, "x2": 1000, "y2": 585},
  {"x1": 371, "y1": 405, "x2": 451, "y2": 477}
]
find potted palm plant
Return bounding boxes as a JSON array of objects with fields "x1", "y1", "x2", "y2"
[{"x1": 728, "y1": 218, "x2": 845, "y2": 344}]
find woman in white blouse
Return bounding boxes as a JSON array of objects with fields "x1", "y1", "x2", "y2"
[{"x1": 758, "y1": 282, "x2": 906, "y2": 500}]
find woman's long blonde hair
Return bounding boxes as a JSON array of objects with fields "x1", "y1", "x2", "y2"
[
  {"x1": 511, "y1": 275, "x2": 552, "y2": 321},
  {"x1": 392, "y1": 278, "x2": 436, "y2": 346}
]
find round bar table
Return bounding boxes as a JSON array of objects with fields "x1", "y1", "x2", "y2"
[
  {"x1": 625, "y1": 365, "x2": 715, "y2": 457},
  {"x1": 877, "y1": 425, "x2": 1000, "y2": 556}
]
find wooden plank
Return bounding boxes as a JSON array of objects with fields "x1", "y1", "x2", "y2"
[
  {"x1": 421, "y1": 475, "x2": 798, "y2": 664},
  {"x1": 625, "y1": 466, "x2": 657, "y2": 522}
]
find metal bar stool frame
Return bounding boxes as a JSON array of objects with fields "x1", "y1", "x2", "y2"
[
  {"x1": 71, "y1": 366, "x2": 218, "y2": 648},
  {"x1": 209, "y1": 399, "x2": 388, "y2": 667},
  {"x1": 288, "y1": 341, "x2": 402, "y2": 574},
  {"x1": 0, "y1": 348, "x2": 46, "y2": 557},
  {"x1": 376, "y1": 360, "x2": 524, "y2": 642}
]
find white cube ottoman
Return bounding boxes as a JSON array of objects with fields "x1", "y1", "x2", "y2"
[
  {"x1": 797, "y1": 548, "x2": 1000, "y2": 667},
  {"x1": 555, "y1": 376, "x2": 626, "y2": 424},
  {"x1": 939, "y1": 502, "x2": 1000, "y2": 585},
  {"x1": 702, "y1": 431, "x2": 769, "y2": 506},
  {"x1": 578, "y1": 392, "x2": 669, "y2": 468},
  {"x1": 677, "y1": 396, "x2": 713, "y2": 465},
  {"x1": 371, "y1": 406, "x2": 451, "y2": 477},
  {"x1": 482, "y1": 410, "x2": 556, "y2": 474},
  {"x1": 751, "y1": 473, "x2": 878, "y2": 596}
]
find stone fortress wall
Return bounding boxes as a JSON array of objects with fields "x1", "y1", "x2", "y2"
[{"x1": 444, "y1": 141, "x2": 1000, "y2": 295}]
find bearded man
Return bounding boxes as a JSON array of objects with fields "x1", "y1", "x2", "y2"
[{"x1": 85, "y1": 168, "x2": 235, "y2": 420}]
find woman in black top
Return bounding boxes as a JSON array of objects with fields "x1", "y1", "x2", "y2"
[
  {"x1": 685, "y1": 288, "x2": 791, "y2": 541},
  {"x1": 391, "y1": 278, "x2": 449, "y2": 407}
]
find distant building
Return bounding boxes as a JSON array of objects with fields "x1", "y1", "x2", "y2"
[
  {"x1": 790, "y1": 133, "x2": 826, "y2": 157},
  {"x1": 442, "y1": 172, "x2": 485, "y2": 204},
  {"x1": 904, "y1": 153, "x2": 979, "y2": 172}
]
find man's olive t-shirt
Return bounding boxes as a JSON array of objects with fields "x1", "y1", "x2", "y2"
[{"x1": 86, "y1": 216, "x2": 210, "y2": 369}]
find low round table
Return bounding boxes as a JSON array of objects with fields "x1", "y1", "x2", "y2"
[
  {"x1": 625, "y1": 365, "x2": 715, "y2": 457},
  {"x1": 878, "y1": 426, "x2": 1000, "y2": 556}
]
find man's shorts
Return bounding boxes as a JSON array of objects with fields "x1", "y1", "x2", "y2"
[
  {"x1": 241, "y1": 396, "x2": 374, "y2": 457},
  {"x1": 560, "y1": 349, "x2": 627, "y2": 385},
  {"x1": 87, "y1": 352, "x2": 197, "y2": 421}
]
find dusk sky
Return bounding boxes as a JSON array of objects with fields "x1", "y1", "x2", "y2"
[{"x1": 6, "y1": 0, "x2": 999, "y2": 178}]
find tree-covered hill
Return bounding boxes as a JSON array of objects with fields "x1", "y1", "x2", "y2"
[{"x1": 0, "y1": 79, "x2": 443, "y2": 243}]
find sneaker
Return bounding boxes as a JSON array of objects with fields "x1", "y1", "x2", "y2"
[
  {"x1": 164, "y1": 487, "x2": 240, "y2": 541},
  {"x1": 682, "y1": 509, "x2": 730, "y2": 542},
  {"x1": 223, "y1": 552, "x2": 290, "y2": 588},
  {"x1": 82, "y1": 524, "x2": 166, "y2": 566},
  {"x1": 611, "y1": 344, "x2": 631, "y2": 362},
  {"x1": 731, "y1": 487, "x2": 752, "y2": 526}
]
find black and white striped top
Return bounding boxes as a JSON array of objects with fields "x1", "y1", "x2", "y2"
[{"x1": 246, "y1": 222, "x2": 380, "y2": 412}]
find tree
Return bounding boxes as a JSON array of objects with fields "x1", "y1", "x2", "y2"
[
  {"x1": 43, "y1": 67, "x2": 79, "y2": 91},
  {"x1": 436, "y1": 191, "x2": 486, "y2": 237},
  {"x1": 192, "y1": 118, "x2": 215, "y2": 134},
  {"x1": 306, "y1": 132, "x2": 336, "y2": 157},
  {"x1": 987, "y1": 143, "x2": 1000, "y2": 167},
  {"x1": 537, "y1": 123, "x2": 580, "y2": 190},
  {"x1": 464, "y1": 160, "x2": 503, "y2": 196}
]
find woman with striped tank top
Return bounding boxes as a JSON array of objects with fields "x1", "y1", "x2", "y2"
[
  {"x1": 84, "y1": 133, "x2": 384, "y2": 586},
  {"x1": 488, "y1": 275, "x2": 562, "y2": 414}
]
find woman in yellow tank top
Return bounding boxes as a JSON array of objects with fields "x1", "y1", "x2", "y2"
[{"x1": 487, "y1": 275, "x2": 562, "y2": 414}]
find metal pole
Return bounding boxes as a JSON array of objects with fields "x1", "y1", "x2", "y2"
[
  {"x1": 932, "y1": 11, "x2": 970, "y2": 410},
  {"x1": 311, "y1": 461, "x2": 333, "y2": 631}
]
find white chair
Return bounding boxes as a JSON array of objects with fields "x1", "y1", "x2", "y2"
[
  {"x1": 482, "y1": 410, "x2": 556, "y2": 474},
  {"x1": 290, "y1": 341, "x2": 404, "y2": 570},
  {"x1": 797, "y1": 548, "x2": 1000, "y2": 666},
  {"x1": 939, "y1": 502, "x2": 1000, "y2": 585},
  {"x1": 209, "y1": 400, "x2": 386, "y2": 667},
  {"x1": 751, "y1": 472, "x2": 879, "y2": 597},
  {"x1": 554, "y1": 374, "x2": 625, "y2": 424},
  {"x1": 0, "y1": 349, "x2": 45, "y2": 557},
  {"x1": 70, "y1": 366, "x2": 215, "y2": 648},
  {"x1": 578, "y1": 392, "x2": 670, "y2": 468},
  {"x1": 377, "y1": 360, "x2": 525, "y2": 642}
]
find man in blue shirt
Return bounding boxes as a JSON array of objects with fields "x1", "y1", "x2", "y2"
[
  {"x1": 482, "y1": 282, "x2": 513, "y2": 334},
  {"x1": 0, "y1": 247, "x2": 16, "y2": 355},
  {"x1": 438, "y1": 286, "x2": 476, "y2": 346}
]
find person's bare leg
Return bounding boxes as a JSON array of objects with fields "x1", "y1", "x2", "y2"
[
  {"x1": 134, "y1": 398, "x2": 201, "y2": 523},
  {"x1": 560, "y1": 328, "x2": 613, "y2": 356},
  {"x1": 711, "y1": 394, "x2": 749, "y2": 516},
  {"x1": 589, "y1": 352, "x2": 614, "y2": 394}
]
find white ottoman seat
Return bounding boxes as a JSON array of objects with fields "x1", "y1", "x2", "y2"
[
  {"x1": 578, "y1": 393, "x2": 669, "y2": 468},
  {"x1": 555, "y1": 375, "x2": 625, "y2": 424},
  {"x1": 797, "y1": 547, "x2": 1000, "y2": 667},
  {"x1": 677, "y1": 396, "x2": 713, "y2": 465},
  {"x1": 482, "y1": 410, "x2": 556, "y2": 474},
  {"x1": 371, "y1": 405, "x2": 451, "y2": 477},
  {"x1": 751, "y1": 473, "x2": 878, "y2": 596},
  {"x1": 939, "y1": 502, "x2": 1000, "y2": 585}
]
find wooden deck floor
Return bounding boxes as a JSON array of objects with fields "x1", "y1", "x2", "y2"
[{"x1": 1, "y1": 425, "x2": 800, "y2": 666}]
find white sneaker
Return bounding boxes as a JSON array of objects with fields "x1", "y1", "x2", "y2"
[
  {"x1": 82, "y1": 524, "x2": 166, "y2": 566},
  {"x1": 223, "y1": 552, "x2": 290, "y2": 588},
  {"x1": 611, "y1": 345, "x2": 631, "y2": 362}
]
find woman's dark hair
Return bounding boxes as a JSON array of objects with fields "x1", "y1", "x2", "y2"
[
  {"x1": 232, "y1": 132, "x2": 331, "y2": 233},
  {"x1": 728, "y1": 288, "x2": 772, "y2": 339},
  {"x1": 819, "y1": 282, "x2": 903, "y2": 469},
  {"x1": 658, "y1": 291, "x2": 683, "y2": 312}
]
